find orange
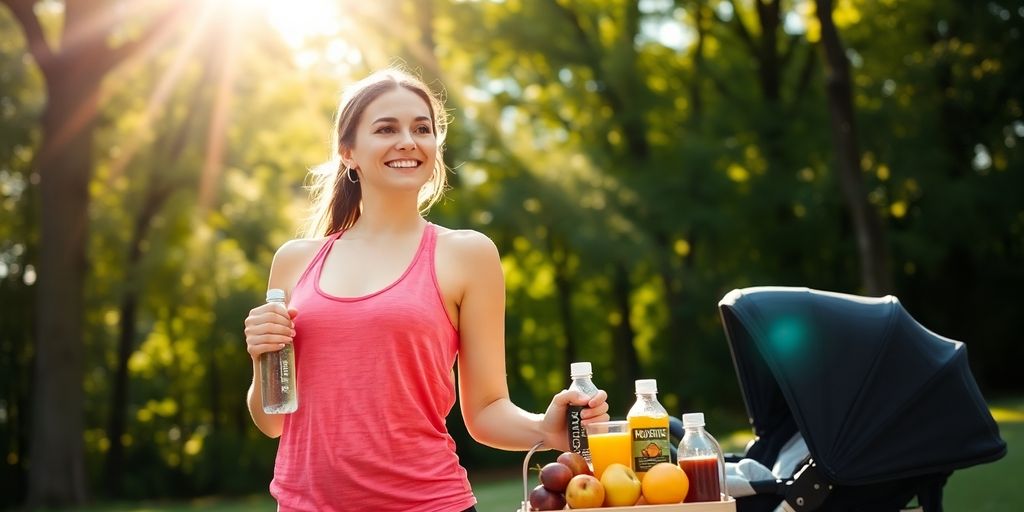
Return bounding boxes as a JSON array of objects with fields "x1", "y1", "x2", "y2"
[{"x1": 640, "y1": 462, "x2": 689, "y2": 504}]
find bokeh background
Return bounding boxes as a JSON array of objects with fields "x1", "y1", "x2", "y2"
[{"x1": 1, "y1": 0, "x2": 1021, "y2": 509}]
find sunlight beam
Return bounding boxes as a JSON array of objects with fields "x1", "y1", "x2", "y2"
[
  {"x1": 107, "y1": 2, "x2": 220, "y2": 181},
  {"x1": 225, "y1": 0, "x2": 343, "y2": 48},
  {"x1": 198, "y1": 8, "x2": 241, "y2": 212}
]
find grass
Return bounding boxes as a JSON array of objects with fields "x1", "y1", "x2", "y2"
[
  {"x1": 942, "y1": 398, "x2": 1023, "y2": 511},
  {"x1": 61, "y1": 399, "x2": 1021, "y2": 512}
]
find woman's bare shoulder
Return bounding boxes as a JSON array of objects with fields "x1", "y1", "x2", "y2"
[
  {"x1": 271, "y1": 237, "x2": 329, "y2": 276},
  {"x1": 434, "y1": 226, "x2": 499, "y2": 260},
  {"x1": 433, "y1": 226, "x2": 503, "y2": 305},
  {"x1": 275, "y1": 237, "x2": 328, "y2": 258}
]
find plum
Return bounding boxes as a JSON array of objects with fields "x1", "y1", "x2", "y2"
[
  {"x1": 540, "y1": 462, "x2": 574, "y2": 493},
  {"x1": 529, "y1": 484, "x2": 566, "y2": 511}
]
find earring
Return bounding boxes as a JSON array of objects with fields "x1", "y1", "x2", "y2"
[{"x1": 346, "y1": 167, "x2": 359, "y2": 183}]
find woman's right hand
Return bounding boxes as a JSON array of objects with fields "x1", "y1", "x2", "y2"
[{"x1": 243, "y1": 301, "x2": 296, "y2": 360}]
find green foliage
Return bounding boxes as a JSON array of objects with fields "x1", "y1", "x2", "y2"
[
  {"x1": 1, "y1": 0, "x2": 1021, "y2": 505},
  {"x1": 0, "y1": 4, "x2": 45, "y2": 504}
]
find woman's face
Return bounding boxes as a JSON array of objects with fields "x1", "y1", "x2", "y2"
[{"x1": 342, "y1": 87, "x2": 437, "y2": 194}]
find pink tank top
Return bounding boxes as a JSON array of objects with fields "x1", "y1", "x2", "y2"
[{"x1": 270, "y1": 223, "x2": 475, "y2": 511}]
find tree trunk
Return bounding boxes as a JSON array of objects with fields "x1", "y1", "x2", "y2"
[
  {"x1": 755, "y1": 0, "x2": 782, "y2": 103},
  {"x1": 549, "y1": 235, "x2": 577, "y2": 367},
  {"x1": 689, "y1": 1, "x2": 707, "y2": 126},
  {"x1": 103, "y1": 291, "x2": 135, "y2": 497},
  {"x1": 816, "y1": 0, "x2": 892, "y2": 295},
  {"x1": 653, "y1": 231, "x2": 690, "y2": 348},
  {"x1": 103, "y1": 184, "x2": 170, "y2": 496},
  {"x1": 27, "y1": 67, "x2": 98, "y2": 509},
  {"x1": 2, "y1": 0, "x2": 194, "y2": 504},
  {"x1": 102, "y1": 50, "x2": 206, "y2": 495},
  {"x1": 610, "y1": 263, "x2": 640, "y2": 400}
]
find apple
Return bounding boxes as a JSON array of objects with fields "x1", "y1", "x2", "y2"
[
  {"x1": 529, "y1": 484, "x2": 566, "y2": 511},
  {"x1": 565, "y1": 474, "x2": 604, "y2": 509},
  {"x1": 599, "y1": 463, "x2": 642, "y2": 507},
  {"x1": 557, "y1": 451, "x2": 593, "y2": 477},
  {"x1": 540, "y1": 462, "x2": 574, "y2": 493}
]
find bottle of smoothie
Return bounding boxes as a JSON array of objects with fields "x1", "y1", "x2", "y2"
[
  {"x1": 626, "y1": 379, "x2": 671, "y2": 480},
  {"x1": 678, "y1": 412, "x2": 726, "y2": 502}
]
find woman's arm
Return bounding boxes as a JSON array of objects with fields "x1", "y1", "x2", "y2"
[
  {"x1": 452, "y1": 231, "x2": 608, "y2": 452},
  {"x1": 243, "y1": 238, "x2": 322, "y2": 438}
]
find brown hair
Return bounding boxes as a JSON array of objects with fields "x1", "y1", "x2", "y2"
[{"x1": 304, "y1": 68, "x2": 449, "y2": 237}]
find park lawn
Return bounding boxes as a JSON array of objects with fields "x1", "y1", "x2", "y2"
[
  {"x1": 942, "y1": 398, "x2": 1023, "y2": 511},
  {"x1": 65, "y1": 399, "x2": 1021, "y2": 512}
]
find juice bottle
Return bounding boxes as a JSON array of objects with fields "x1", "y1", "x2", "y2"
[
  {"x1": 260, "y1": 288, "x2": 298, "y2": 414},
  {"x1": 566, "y1": 362, "x2": 600, "y2": 464},
  {"x1": 626, "y1": 379, "x2": 671, "y2": 480},
  {"x1": 678, "y1": 412, "x2": 726, "y2": 502}
]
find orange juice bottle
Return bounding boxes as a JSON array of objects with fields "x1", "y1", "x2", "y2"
[{"x1": 626, "y1": 379, "x2": 671, "y2": 480}]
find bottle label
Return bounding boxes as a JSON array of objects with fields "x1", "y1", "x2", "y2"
[
  {"x1": 631, "y1": 427, "x2": 670, "y2": 472},
  {"x1": 279, "y1": 351, "x2": 291, "y2": 392},
  {"x1": 567, "y1": 405, "x2": 590, "y2": 460}
]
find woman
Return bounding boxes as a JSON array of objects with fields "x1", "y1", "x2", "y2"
[{"x1": 242, "y1": 68, "x2": 610, "y2": 511}]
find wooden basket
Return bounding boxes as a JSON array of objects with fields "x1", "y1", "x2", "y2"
[{"x1": 516, "y1": 442, "x2": 736, "y2": 512}]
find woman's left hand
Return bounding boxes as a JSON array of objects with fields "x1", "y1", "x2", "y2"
[{"x1": 539, "y1": 389, "x2": 610, "y2": 452}]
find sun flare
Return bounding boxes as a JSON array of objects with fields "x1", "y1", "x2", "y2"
[{"x1": 229, "y1": 0, "x2": 343, "y2": 47}]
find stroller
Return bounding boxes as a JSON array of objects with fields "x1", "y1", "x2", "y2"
[{"x1": 677, "y1": 286, "x2": 1006, "y2": 512}]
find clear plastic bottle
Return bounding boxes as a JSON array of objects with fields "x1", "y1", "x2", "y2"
[
  {"x1": 566, "y1": 362, "x2": 599, "y2": 463},
  {"x1": 260, "y1": 288, "x2": 298, "y2": 414},
  {"x1": 626, "y1": 379, "x2": 671, "y2": 479},
  {"x1": 678, "y1": 412, "x2": 726, "y2": 502}
]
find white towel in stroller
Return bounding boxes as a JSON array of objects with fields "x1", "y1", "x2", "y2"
[{"x1": 725, "y1": 433, "x2": 809, "y2": 498}]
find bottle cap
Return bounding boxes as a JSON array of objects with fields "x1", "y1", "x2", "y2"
[
  {"x1": 570, "y1": 362, "x2": 592, "y2": 378},
  {"x1": 635, "y1": 379, "x2": 658, "y2": 394},
  {"x1": 682, "y1": 412, "x2": 705, "y2": 427},
  {"x1": 266, "y1": 288, "x2": 286, "y2": 302}
]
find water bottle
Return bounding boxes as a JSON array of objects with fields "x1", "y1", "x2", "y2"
[
  {"x1": 566, "y1": 362, "x2": 599, "y2": 463},
  {"x1": 260, "y1": 288, "x2": 298, "y2": 414},
  {"x1": 678, "y1": 412, "x2": 726, "y2": 502}
]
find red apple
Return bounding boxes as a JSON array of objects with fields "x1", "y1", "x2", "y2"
[
  {"x1": 557, "y1": 451, "x2": 593, "y2": 477},
  {"x1": 529, "y1": 484, "x2": 567, "y2": 511},
  {"x1": 540, "y1": 462, "x2": 574, "y2": 493},
  {"x1": 565, "y1": 474, "x2": 605, "y2": 509}
]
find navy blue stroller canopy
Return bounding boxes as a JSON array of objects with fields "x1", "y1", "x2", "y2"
[{"x1": 719, "y1": 287, "x2": 1005, "y2": 488}]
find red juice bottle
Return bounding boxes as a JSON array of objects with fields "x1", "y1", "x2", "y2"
[{"x1": 678, "y1": 412, "x2": 726, "y2": 502}]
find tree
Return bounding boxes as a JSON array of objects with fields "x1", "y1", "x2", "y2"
[
  {"x1": 0, "y1": 0, "x2": 195, "y2": 506},
  {"x1": 815, "y1": 0, "x2": 892, "y2": 294},
  {"x1": 103, "y1": 58, "x2": 213, "y2": 497}
]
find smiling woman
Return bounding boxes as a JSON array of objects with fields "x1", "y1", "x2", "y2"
[{"x1": 240, "y1": 67, "x2": 612, "y2": 511}]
